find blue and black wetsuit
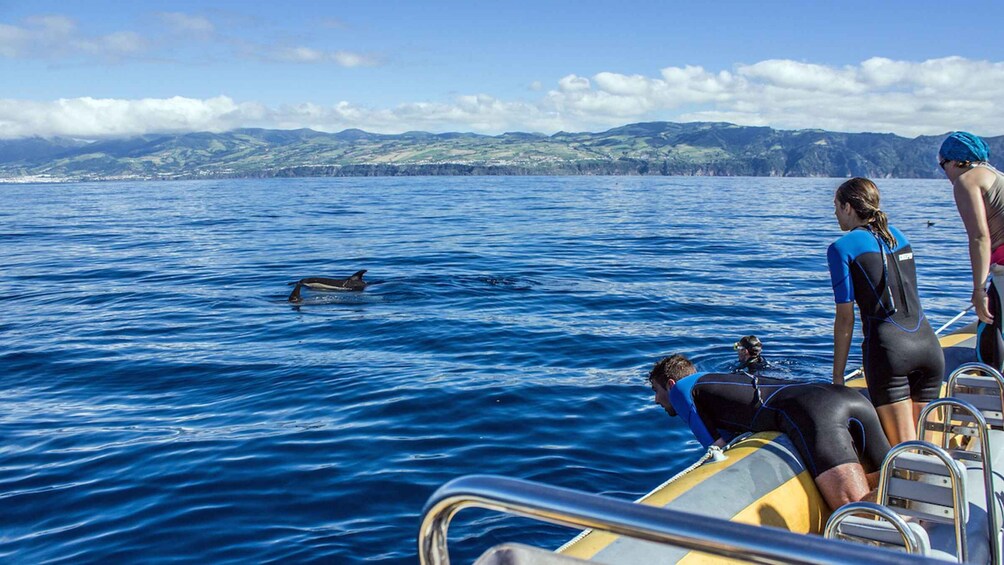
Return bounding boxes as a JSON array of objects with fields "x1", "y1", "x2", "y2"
[
  {"x1": 669, "y1": 372, "x2": 890, "y2": 478},
  {"x1": 827, "y1": 225, "x2": 944, "y2": 406}
]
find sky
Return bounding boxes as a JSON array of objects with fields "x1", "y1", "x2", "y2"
[{"x1": 1, "y1": 0, "x2": 1003, "y2": 139}]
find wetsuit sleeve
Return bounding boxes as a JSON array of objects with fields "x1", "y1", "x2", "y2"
[
  {"x1": 827, "y1": 241, "x2": 854, "y2": 304},
  {"x1": 669, "y1": 374, "x2": 718, "y2": 447}
]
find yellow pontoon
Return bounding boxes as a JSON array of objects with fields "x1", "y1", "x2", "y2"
[{"x1": 419, "y1": 322, "x2": 1004, "y2": 564}]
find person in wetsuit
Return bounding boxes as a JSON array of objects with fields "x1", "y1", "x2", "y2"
[
  {"x1": 648, "y1": 354, "x2": 890, "y2": 511},
  {"x1": 733, "y1": 335, "x2": 767, "y2": 373},
  {"x1": 828, "y1": 177, "x2": 944, "y2": 446},
  {"x1": 941, "y1": 132, "x2": 1004, "y2": 370}
]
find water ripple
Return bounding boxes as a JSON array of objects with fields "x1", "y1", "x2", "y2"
[{"x1": 0, "y1": 176, "x2": 971, "y2": 562}]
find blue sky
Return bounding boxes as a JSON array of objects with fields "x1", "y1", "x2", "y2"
[{"x1": 1, "y1": 1, "x2": 1003, "y2": 138}]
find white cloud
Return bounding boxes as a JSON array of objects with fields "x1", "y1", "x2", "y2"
[
  {"x1": 0, "y1": 15, "x2": 147, "y2": 60},
  {"x1": 77, "y1": 31, "x2": 147, "y2": 57},
  {"x1": 737, "y1": 60, "x2": 862, "y2": 94},
  {"x1": 557, "y1": 75, "x2": 591, "y2": 93},
  {"x1": 156, "y1": 12, "x2": 215, "y2": 36},
  {"x1": 0, "y1": 13, "x2": 377, "y2": 67},
  {"x1": 274, "y1": 46, "x2": 325, "y2": 62},
  {"x1": 268, "y1": 46, "x2": 379, "y2": 67},
  {"x1": 534, "y1": 56, "x2": 1004, "y2": 136},
  {"x1": 331, "y1": 50, "x2": 375, "y2": 68},
  {"x1": 2, "y1": 56, "x2": 1004, "y2": 138},
  {"x1": 26, "y1": 15, "x2": 76, "y2": 36},
  {"x1": 0, "y1": 96, "x2": 251, "y2": 138}
]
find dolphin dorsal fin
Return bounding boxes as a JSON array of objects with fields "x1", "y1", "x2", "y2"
[
  {"x1": 349, "y1": 270, "x2": 367, "y2": 280},
  {"x1": 288, "y1": 282, "x2": 304, "y2": 302}
]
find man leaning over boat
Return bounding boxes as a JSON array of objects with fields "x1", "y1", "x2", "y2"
[{"x1": 648, "y1": 354, "x2": 891, "y2": 511}]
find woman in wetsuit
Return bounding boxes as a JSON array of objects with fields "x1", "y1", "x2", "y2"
[
  {"x1": 828, "y1": 177, "x2": 944, "y2": 445},
  {"x1": 941, "y1": 132, "x2": 1004, "y2": 370}
]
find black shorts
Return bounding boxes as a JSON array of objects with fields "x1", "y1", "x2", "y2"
[
  {"x1": 863, "y1": 321, "x2": 944, "y2": 406},
  {"x1": 756, "y1": 385, "x2": 891, "y2": 478}
]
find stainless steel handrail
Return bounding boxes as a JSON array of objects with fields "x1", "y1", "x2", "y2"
[
  {"x1": 877, "y1": 441, "x2": 968, "y2": 563},
  {"x1": 947, "y1": 362, "x2": 1004, "y2": 430},
  {"x1": 918, "y1": 396, "x2": 1000, "y2": 565},
  {"x1": 824, "y1": 501, "x2": 925, "y2": 554},
  {"x1": 418, "y1": 475, "x2": 942, "y2": 565}
]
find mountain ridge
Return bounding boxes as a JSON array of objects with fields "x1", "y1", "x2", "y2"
[{"x1": 1, "y1": 121, "x2": 1001, "y2": 182}]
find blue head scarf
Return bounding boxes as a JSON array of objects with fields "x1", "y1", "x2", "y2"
[{"x1": 940, "y1": 131, "x2": 990, "y2": 162}]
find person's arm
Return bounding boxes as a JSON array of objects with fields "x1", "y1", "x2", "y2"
[
  {"x1": 670, "y1": 378, "x2": 719, "y2": 447},
  {"x1": 827, "y1": 242, "x2": 856, "y2": 384},
  {"x1": 954, "y1": 175, "x2": 993, "y2": 323},
  {"x1": 832, "y1": 302, "x2": 855, "y2": 384}
]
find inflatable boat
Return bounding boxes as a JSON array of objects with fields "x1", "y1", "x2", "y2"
[{"x1": 419, "y1": 321, "x2": 1004, "y2": 564}]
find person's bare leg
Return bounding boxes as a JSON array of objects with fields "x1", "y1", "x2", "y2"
[
  {"x1": 815, "y1": 462, "x2": 870, "y2": 511},
  {"x1": 876, "y1": 399, "x2": 916, "y2": 445},
  {"x1": 913, "y1": 401, "x2": 927, "y2": 435},
  {"x1": 861, "y1": 487, "x2": 879, "y2": 503},
  {"x1": 865, "y1": 471, "x2": 880, "y2": 490}
]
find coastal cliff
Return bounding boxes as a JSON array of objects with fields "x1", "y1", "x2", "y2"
[{"x1": 1, "y1": 121, "x2": 1001, "y2": 182}]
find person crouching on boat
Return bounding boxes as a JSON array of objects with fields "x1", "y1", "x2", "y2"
[
  {"x1": 648, "y1": 354, "x2": 890, "y2": 511},
  {"x1": 940, "y1": 132, "x2": 1004, "y2": 371},
  {"x1": 828, "y1": 177, "x2": 944, "y2": 446},
  {"x1": 733, "y1": 335, "x2": 767, "y2": 373}
]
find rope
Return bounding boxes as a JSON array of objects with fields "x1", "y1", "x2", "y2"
[{"x1": 556, "y1": 444, "x2": 725, "y2": 552}]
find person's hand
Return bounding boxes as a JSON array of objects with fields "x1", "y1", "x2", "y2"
[{"x1": 973, "y1": 287, "x2": 994, "y2": 324}]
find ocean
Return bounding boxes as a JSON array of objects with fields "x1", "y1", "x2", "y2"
[{"x1": 0, "y1": 176, "x2": 971, "y2": 563}]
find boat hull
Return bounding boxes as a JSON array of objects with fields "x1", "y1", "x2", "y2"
[{"x1": 558, "y1": 322, "x2": 980, "y2": 562}]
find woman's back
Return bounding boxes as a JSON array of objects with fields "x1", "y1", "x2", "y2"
[
  {"x1": 980, "y1": 167, "x2": 1004, "y2": 251},
  {"x1": 828, "y1": 225, "x2": 927, "y2": 336}
]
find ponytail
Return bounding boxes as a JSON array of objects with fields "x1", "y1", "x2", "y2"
[
  {"x1": 836, "y1": 177, "x2": 897, "y2": 249},
  {"x1": 869, "y1": 209, "x2": 897, "y2": 250}
]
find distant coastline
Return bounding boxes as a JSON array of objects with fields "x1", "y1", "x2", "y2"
[{"x1": 1, "y1": 121, "x2": 1002, "y2": 183}]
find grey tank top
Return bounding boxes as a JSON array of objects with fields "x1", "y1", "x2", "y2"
[{"x1": 983, "y1": 167, "x2": 1004, "y2": 251}]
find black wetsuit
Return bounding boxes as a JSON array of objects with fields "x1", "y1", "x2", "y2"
[
  {"x1": 733, "y1": 357, "x2": 768, "y2": 374},
  {"x1": 979, "y1": 275, "x2": 1004, "y2": 371},
  {"x1": 669, "y1": 372, "x2": 890, "y2": 478},
  {"x1": 827, "y1": 225, "x2": 945, "y2": 406}
]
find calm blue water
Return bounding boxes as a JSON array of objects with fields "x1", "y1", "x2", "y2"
[{"x1": 0, "y1": 176, "x2": 972, "y2": 563}]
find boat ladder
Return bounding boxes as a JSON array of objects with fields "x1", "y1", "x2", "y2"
[{"x1": 826, "y1": 362, "x2": 1004, "y2": 564}]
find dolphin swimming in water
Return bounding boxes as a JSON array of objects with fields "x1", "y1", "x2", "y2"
[{"x1": 288, "y1": 270, "x2": 367, "y2": 302}]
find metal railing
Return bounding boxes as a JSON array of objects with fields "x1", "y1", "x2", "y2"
[
  {"x1": 946, "y1": 362, "x2": 1004, "y2": 431},
  {"x1": 878, "y1": 441, "x2": 969, "y2": 562},
  {"x1": 918, "y1": 396, "x2": 1001, "y2": 565},
  {"x1": 418, "y1": 475, "x2": 944, "y2": 565},
  {"x1": 824, "y1": 501, "x2": 926, "y2": 554}
]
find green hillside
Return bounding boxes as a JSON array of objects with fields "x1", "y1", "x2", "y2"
[{"x1": 1, "y1": 122, "x2": 1000, "y2": 181}]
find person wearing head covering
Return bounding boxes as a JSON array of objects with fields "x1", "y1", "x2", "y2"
[
  {"x1": 940, "y1": 132, "x2": 1004, "y2": 370},
  {"x1": 733, "y1": 335, "x2": 766, "y2": 373}
]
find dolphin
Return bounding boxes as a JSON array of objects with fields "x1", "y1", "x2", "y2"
[{"x1": 288, "y1": 270, "x2": 367, "y2": 302}]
